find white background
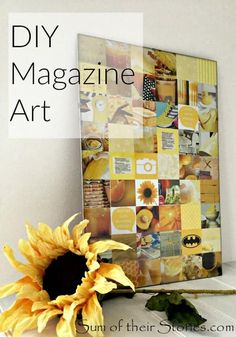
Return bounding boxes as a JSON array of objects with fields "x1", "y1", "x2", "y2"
[{"x1": 1, "y1": 0, "x2": 236, "y2": 284}]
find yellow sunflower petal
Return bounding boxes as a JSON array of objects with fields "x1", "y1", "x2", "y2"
[
  {"x1": 3, "y1": 246, "x2": 43, "y2": 284},
  {"x1": 82, "y1": 293, "x2": 104, "y2": 337},
  {"x1": 12, "y1": 314, "x2": 38, "y2": 337},
  {"x1": 0, "y1": 299, "x2": 32, "y2": 332},
  {"x1": 18, "y1": 239, "x2": 48, "y2": 269},
  {"x1": 91, "y1": 274, "x2": 117, "y2": 294},
  {"x1": 89, "y1": 240, "x2": 131, "y2": 255},
  {"x1": 0, "y1": 276, "x2": 32, "y2": 299},
  {"x1": 98, "y1": 263, "x2": 135, "y2": 291},
  {"x1": 17, "y1": 285, "x2": 49, "y2": 302},
  {"x1": 63, "y1": 301, "x2": 81, "y2": 321},
  {"x1": 56, "y1": 311, "x2": 78, "y2": 337},
  {"x1": 72, "y1": 219, "x2": 89, "y2": 243},
  {"x1": 37, "y1": 308, "x2": 62, "y2": 333},
  {"x1": 75, "y1": 232, "x2": 91, "y2": 255}
]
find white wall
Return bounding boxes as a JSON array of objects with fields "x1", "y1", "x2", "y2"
[{"x1": 1, "y1": 0, "x2": 236, "y2": 283}]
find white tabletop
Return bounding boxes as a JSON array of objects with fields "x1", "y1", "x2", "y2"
[{"x1": 1, "y1": 262, "x2": 236, "y2": 337}]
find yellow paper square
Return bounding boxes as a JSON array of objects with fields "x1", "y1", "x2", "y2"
[
  {"x1": 80, "y1": 62, "x2": 107, "y2": 94},
  {"x1": 157, "y1": 128, "x2": 179, "y2": 154},
  {"x1": 135, "y1": 153, "x2": 158, "y2": 179},
  {"x1": 176, "y1": 55, "x2": 197, "y2": 81},
  {"x1": 181, "y1": 203, "x2": 201, "y2": 229},
  {"x1": 181, "y1": 229, "x2": 202, "y2": 255},
  {"x1": 110, "y1": 152, "x2": 135, "y2": 180},
  {"x1": 197, "y1": 59, "x2": 217, "y2": 85}
]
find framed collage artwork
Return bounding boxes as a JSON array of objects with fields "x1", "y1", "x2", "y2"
[{"x1": 78, "y1": 34, "x2": 222, "y2": 287}]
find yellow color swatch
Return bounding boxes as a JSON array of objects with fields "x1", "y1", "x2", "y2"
[
  {"x1": 181, "y1": 203, "x2": 201, "y2": 229},
  {"x1": 176, "y1": 55, "x2": 197, "y2": 81}
]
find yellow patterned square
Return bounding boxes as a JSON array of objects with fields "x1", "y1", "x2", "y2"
[
  {"x1": 176, "y1": 55, "x2": 197, "y2": 81},
  {"x1": 197, "y1": 59, "x2": 217, "y2": 85},
  {"x1": 135, "y1": 153, "x2": 158, "y2": 179},
  {"x1": 157, "y1": 128, "x2": 179, "y2": 154},
  {"x1": 181, "y1": 203, "x2": 201, "y2": 229}
]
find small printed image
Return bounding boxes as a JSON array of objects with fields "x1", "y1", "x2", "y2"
[
  {"x1": 189, "y1": 81, "x2": 198, "y2": 106},
  {"x1": 118, "y1": 260, "x2": 142, "y2": 288},
  {"x1": 136, "y1": 206, "x2": 159, "y2": 234},
  {"x1": 138, "y1": 258, "x2": 161, "y2": 286},
  {"x1": 79, "y1": 35, "x2": 106, "y2": 64},
  {"x1": 182, "y1": 254, "x2": 203, "y2": 280},
  {"x1": 181, "y1": 203, "x2": 201, "y2": 229},
  {"x1": 202, "y1": 228, "x2": 221, "y2": 253},
  {"x1": 147, "y1": 50, "x2": 177, "y2": 104},
  {"x1": 199, "y1": 132, "x2": 218, "y2": 157},
  {"x1": 84, "y1": 208, "x2": 111, "y2": 238},
  {"x1": 160, "y1": 230, "x2": 181, "y2": 257},
  {"x1": 83, "y1": 180, "x2": 110, "y2": 208},
  {"x1": 156, "y1": 102, "x2": 178, "y2": 129},
  {"x1": 180, "y1": 180, "x2": 200, "y2": 204},
  {"x1": 158, "y1": 154, "x2": 179, "y2": 179},
  {"x1": 134, "y1": 100, "x2": 157, "y2": 127},
  {"x1": 134, "y1": 127, "x2": 157, "y2": 153},
  {"x1": 159, "y1": 205, "x2": 181, "y2": 232},
  {"x1": 136, "y1": 180, "x2": 159, "y2": 206},
  {"x1": 111, "y1": 206, "x2": 136, "y2": 234},
  {"x1": 178, "y1": 105, "x2": 199, "y2": 132},
  {"x1": 202, "y1": 252, "x2": 222, "y2": 277},
  {"x1": 159, "y1": 180, "x2": 180, "y2": 205},
  {"x1": 107, "y1": 96, "x2": 136, "y2": 125},
  {"x1": 81, "y1": 122, "x2": 109, "y2": 152},
  {"x1": 157, "y1": 128, "x2": 179, "y2": 154},
  {"x1": 110, "y1": 180, "x2": 135, "y2": 207},
  {"x1": 201, "y1": 203, "x2": 220, "y2": 228},
  {"x1": 181, "y1": 229, "x2": 202, "y2": 255},
  {"x1": 135, "y1": 153, "x2": 158, "y2": 179},
  {"x1": 177, "y1": 80, "x2": 189, "y2": 105},
  {"x1": 200, "y1": 157, "x2": 219, "y2": 180},
  {"x1": 198, "y1": 83, "x2": 217, "y2": 132},
  {"x1": 105, "y1": 40, "x2": 131, "y2": 69},
  {"x1": 112, "y1": 234, "x2": 137, "y2": 262},
  {"x1": 179, "y1": 154, "x2": 201, "y2": 180},
  {"x1": 179, "y1": 129, "x2": 199, "y2": 155},
  {"x1": 200, "y1": 180, "x2": 220, "y2": 203},
  {"x1": 161, "y1": 256, "x2": 183, "y2": 283},
  {"x1": 83, "y1": 151, "x2": 109, "y2": 180},
  {"x1": 139, "y1": 233, "x2": 160, "y2": 259},
  {"x1": 143, "y1": 74, "x2": 157, "y2": 101},
  {"x1": 109, "y1": 152, "x2": 135, "y2": 180},
  {"x1": 106, "y1": 69, "x2": 132, "y2": 97},
  {"x1": 80, "y1": 91, "x2": 108, "y2": 123}
]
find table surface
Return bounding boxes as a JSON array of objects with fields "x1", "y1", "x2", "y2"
[{"x1": 1, "y1": 262, "x2": 236, "y2": 337}]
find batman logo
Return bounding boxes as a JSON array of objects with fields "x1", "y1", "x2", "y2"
[{"x1": 182, "y1": 235, "x2": 201, "y2": 248}]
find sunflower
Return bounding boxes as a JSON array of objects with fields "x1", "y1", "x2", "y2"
[
  {"x1": 0, "y1": 214, "x2": 134, "y2": 337},
  {"x1": 137, "y1": 181, "x2": 157, "y2": 205}
]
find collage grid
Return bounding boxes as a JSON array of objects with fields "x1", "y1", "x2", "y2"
[{"x1": 79, "y1": 34, "x2": 222, "y2": 287}]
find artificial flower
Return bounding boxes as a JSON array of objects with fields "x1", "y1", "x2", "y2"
[{"x1": 0, "y1": 214, "x2": 134, "y2": 337}]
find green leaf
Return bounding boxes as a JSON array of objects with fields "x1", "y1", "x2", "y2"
[
  {"x1": 145, "y1": 292, "x2": 207, "y2": 327},
  {"x1": 145, "y1": 293, "x2": 170, "y2": 311},
  {"x1": 167, "y1": 300, "x2": 207, "y2": 327}
]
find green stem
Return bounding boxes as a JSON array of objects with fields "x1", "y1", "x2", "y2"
[{"x1": 111, "y1": 288, "x2": 236, "y2": 295}]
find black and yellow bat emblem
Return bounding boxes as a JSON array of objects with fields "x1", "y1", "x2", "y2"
[{"x1": 182, "y1": 235, "x2": 201, "y2": 248}]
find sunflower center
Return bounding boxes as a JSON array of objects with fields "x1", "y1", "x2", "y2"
[
  {"x1": 43, "y1": 251, "x2": 88, "y2": 300},
  {"x1": 143, "y1": 188, "x2": 152, "y2": 198}
]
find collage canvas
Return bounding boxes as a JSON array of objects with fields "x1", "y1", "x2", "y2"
[{"x1": 78, "y1": 34, "x2": 222, "y2": 287}]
